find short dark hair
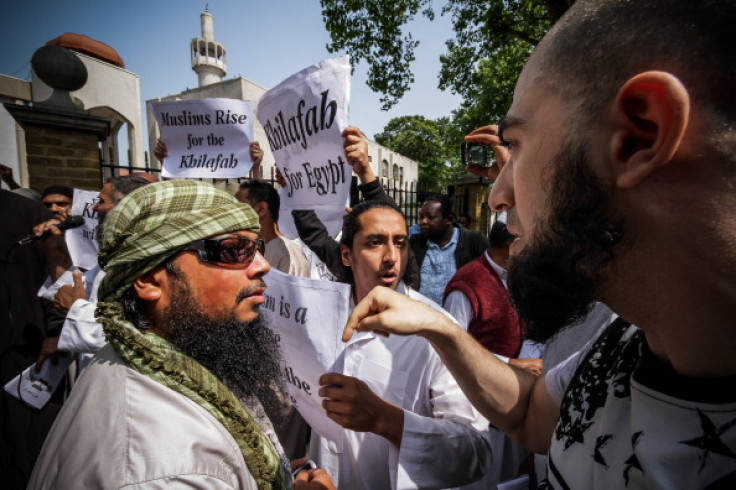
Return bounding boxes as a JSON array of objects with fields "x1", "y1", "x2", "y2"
[
  {"x1": 341, "y1": 200, "x2": 405, "y2": 250},
  {"x1": 339, "y1": 200, "x2": 417, "y2": 287},
  {"x1": 239, "y1": 180, "x2": 280, "y2": 222},
  {"x1": 538, "y1": 0, "x2": 736, "y2": 140},
  {"x1": 42, "y1": 185, "x2": 73, "y2": 199},
  {"x1": 112, "y1": 175, "x2": 151, "y2": 201},
  {"x1": 423, "y1": 194, "x2": 455, "y2": 221},
  {"x1": 488, "y1": 220, "x2": 514, "y2": 250}
]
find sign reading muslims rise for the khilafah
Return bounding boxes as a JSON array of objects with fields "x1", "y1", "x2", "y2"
[{"x1": 151, "y1": 98, "x2": 255, "y2": 179}]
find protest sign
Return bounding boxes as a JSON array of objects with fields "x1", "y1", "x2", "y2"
[
  {"x1": 256, "y1": 55, "x2": 351, "y2": 239},
  {"x1": 261, "y1": 269, "x2": 351, "y2": 444},
  {"x1": 151, "y1": 98, "x2": 254, "y2": 179},
  {"x1": 4, "y1": 357, "x2": 73, "y2": 410},
  {"x1": 65, "y1": 188, "x2": 99, "y2": 270}
]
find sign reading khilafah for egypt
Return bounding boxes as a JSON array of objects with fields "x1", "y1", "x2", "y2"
[
  {"x1": 256, "y1": 55, "x2": 352, "y2": 239},
  {"x1": 151, "y1": 98, "x2": 255, "y2": 179}
]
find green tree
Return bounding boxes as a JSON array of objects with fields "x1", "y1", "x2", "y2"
[
  {"x1": 320, "y1": 0, "x2": 572, "y2": 110},
  {"x1": 448, "y1": 42, "x2": 530, "y2": 136},
  {"x1": 374, "y1": 115, "x2": 462, "y2": 189}
]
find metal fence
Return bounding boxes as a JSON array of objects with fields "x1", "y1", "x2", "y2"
[
  {"x1": 100, "y1": 156, "x2": 482, "y2": 229},
  {"x1": 377, "y1": 178, "x2": 484, "y2": 228}
]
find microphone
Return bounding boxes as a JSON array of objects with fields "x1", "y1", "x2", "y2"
[{"x1": 18, "y1": 215, "x2": 87, "y2": 245}]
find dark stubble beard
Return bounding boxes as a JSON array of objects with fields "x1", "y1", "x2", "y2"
[
  {"x1": 507, "y1": 141, "x2": 623, "y2": 343},
  {"x1": 164, "y1": 274, "x2": 286, "y2": 427}
]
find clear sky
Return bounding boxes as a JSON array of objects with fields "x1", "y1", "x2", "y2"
[{"x1": 0, "y1": 0, "x2": 463, "y2": 153}]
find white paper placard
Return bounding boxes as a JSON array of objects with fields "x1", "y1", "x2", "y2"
[
  {"x1": 4, "y1": 357, "x2": 72, "y2": 410},
  {"x1": 256, "y1": 55, "x2": 351, "y2": 239},
  {"x1": 65, "y1": 188, "x2": 99, "y2": 270},
  {"x1": 261, "y1": 269, "x2": 352, "y2": 445},
  {"x1": 151, "y1": 98, "x2": 255, "y2": 179}
]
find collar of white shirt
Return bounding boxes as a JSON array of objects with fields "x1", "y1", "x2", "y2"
[
  {"x1": 345, "y1": 282, "x2": 410, "y2": 346},
  {"x1": 485, "y1": 251, "x2": 508, "y2": 289}
]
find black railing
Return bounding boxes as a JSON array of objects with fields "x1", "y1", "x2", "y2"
[
  {"x1": 377, "y1": 178, "x2": 487, "y2": 229},
  {"x1": 100, "y1": 155, "x2": 487, "y2": 230}
]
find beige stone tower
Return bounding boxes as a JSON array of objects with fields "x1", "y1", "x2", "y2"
[{"x1": 191, "y1": 5, "x2": 227, "y2": 87}]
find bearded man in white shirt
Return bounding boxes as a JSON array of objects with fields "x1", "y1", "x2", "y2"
[
  {"x1": 30, "y1": 180, "x2": 335, "y2": 489},
  {"x1": 311, "y1": 200, "x2": 492, "y2": 490}
]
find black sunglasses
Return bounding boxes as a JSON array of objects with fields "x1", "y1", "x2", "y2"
[{"x1": 183, "y1": 236, "x2": 265, "y2": 267}]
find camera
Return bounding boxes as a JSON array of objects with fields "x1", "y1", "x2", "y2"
[{"x1": 461, "y1": 142, "x2": 492, "y2": 167}]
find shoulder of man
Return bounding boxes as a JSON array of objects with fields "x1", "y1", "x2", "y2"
[
  {"x1": 404, "y1": 283, "x2": 458, "y2": 324},
  {"x1": 463, "y1": 227, "x2": 489, "y2": 244},
  {"x1": 461, "y1": 228, "x2": 490, "y2": 253},
  {"x1": 451, "y1": 253, "x2": 488, "y2": 279},
  {"x1": 409, "y1": 233, "x2": 426, "y2": 246}
]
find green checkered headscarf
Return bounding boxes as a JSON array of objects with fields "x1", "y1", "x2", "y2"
[
  {"x1": 96, "y1": 180, "x2": 290, "y2": 490},
  {"x1": 98, "y1": 179, "x2": 260, "y2": 302}
]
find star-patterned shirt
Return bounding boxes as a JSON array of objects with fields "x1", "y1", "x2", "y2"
[{"x1": 543, "y1": 318, "x2": 736, "y2": 489}]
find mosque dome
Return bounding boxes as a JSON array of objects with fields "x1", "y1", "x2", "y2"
[{"x1": 45, "y1": 33, "x2": 124, "y2": 68}]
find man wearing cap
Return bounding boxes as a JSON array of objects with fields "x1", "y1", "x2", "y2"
[{"x1": 29, "y1": 180, "x2": 330, "y2": 489}]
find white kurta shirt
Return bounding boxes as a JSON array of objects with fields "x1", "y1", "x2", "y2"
[
  {"x1": 29, "y1": 344, "x2": 265, "y2": 489},
  {"x1": 37, "y1": 266, "x2": 107, "y2": 370},
  {"x1": 309, "y1": 283, "x2": 493, "y2": 490}
]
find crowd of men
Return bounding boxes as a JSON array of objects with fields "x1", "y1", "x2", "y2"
[{"x1": 1, "y1": 0, "x2": 735, "y2": 488}]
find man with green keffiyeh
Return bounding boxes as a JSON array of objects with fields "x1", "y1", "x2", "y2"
[{"x1": 28, "y1": 180, "x2": 334, "y2": 490}]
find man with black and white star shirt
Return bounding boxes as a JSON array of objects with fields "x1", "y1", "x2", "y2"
[{"x1": 341, "y1": 1, "x2": 736, "y2": 488}]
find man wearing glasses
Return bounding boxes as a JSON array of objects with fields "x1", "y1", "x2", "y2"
[{"x1": 31, "y1": 180, "x2": 332, "y2": 489}]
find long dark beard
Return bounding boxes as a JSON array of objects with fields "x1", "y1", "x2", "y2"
[
  {"x1": 165, "y1": 277, "x2": 287, "y2": 427},
  {"x1": 507, "y1": 142, "x2": 622, "y2": 343}
]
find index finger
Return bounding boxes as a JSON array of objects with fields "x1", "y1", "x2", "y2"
[
  {"x1": 72, "y1": 269, "x2": 83, "y2": 284},
  {"x1": 342, "y1": 289, "x2": 381, "y2": 341},
  {"x1": 466, "y1": 124, "x2": 499, "y2": 137},
  {"x1": 465, "y1": 125, "x2": 502, "y2": 147},
  {"x1": 319, "y1": 372, "x2": 347, "y2": 386},
  {"x1": 341, "y1": 126, "x2": 365, "y2": 139},
  {"x1": 33, "y1": 219, "x2": 62, "y2": 236},
  {"x1": 294, "y1": 469, "x2": 310, "y2": 482},
  {"x1": 305, "y1": 468, "x2": 334, "y2": 485}
]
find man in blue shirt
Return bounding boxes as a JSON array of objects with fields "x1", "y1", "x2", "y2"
[{"x1": 410, "y1": 194, "x2": 488, "y2": 304}]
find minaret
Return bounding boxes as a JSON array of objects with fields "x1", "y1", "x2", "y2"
[{"x1": 191, "y1": 5, "x2": 226, "y2": 87}]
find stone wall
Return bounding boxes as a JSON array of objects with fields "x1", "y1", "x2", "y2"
[{"x1": 25, "y1": 125, "x2": 102, "y2": 192}]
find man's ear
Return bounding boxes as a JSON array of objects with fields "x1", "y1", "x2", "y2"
[
  {"x1": 132, "y1": 266, "x2": 168, "y2": 302},
  {"x1": 610, "y1": 71, "x2": 690, "y2": 188},
  {"x1": 340, "y1": 244, "x2": 352, "y2": 267},
  {"x1": 254, "y1": 201, "x2": 268, "y2": 219}
]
